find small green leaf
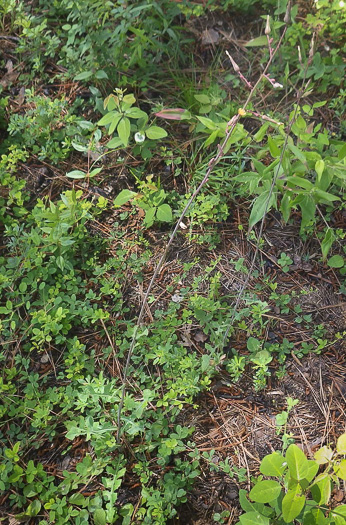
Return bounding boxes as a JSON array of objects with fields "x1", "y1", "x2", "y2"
[
  {"x1": 321, "y1": 228, "x2": 335, "y2": 260},
  {"x1": 249, "y1": 480, "x2": 281, "y2": 503},
  {"x1": 315, "y1": 159, "x2": 325, "y2": 183},
  {"x1": 282, "y1": 489, "x2": 305, "y2": 523},
  {"x1": 260, "y1": 452, "x2": 286, "y2": 477},
  {"x1": 125, "y1": 107, "x2": 147, "y2": 119},
  {"x1": 66, "y1": 170, "x2": 86, "y2": 179},
  {"x1": 94, "y1": 508, "x2": 107, "y2": 525},
  {"x1": 268, "y1": 136, "x2": 280, "y2": 158},
  {"x1": 98, "y1": 111, "x2": 118, "y2": 126},
  {"x1": 311, "y1": 475, "x2": 331, "y2": 505},
  {"x1": 337, "y1": 433, "x2": 346, "y2": 454},
  {"x1": 26, "y1": 499, "x2": 41, "y2": 517},
  {"x1": 123, "y1": 94, "x2": 136, "y2": 105},
  {"x1": 118, "y1": 117, "x2": 131, "y2": 146},
  {"x1": 331, "y1": 504, "x2": 346, "y2": 525},
  {"x1": 145, "y1": 126, "x2": 168, "y2": 140},
  {"x1": 74, "y1": 70, "x2": 93, "y2": 80},
  {"x1": 327, "y1": 255, "x2": 344, "y2": 269},
  {"x1": 156, "y1": 204, "x2": 172, "y2": 222},
  {"x1": 239, "y1": 512, "x2": 270, "y2": 525},
  {"x1": 334, "y1": 459, "x2": 346, "y2": 480},
  {"x1": 245, "y1": 35, "x2": 268, "y2": 47},
  {"x1": 285, "y1": 444, "x2": 309, "y2": 480},
  {"x1": 314, "y1": 446, "x2": 333, "y2": 465},
  {"x1": 249, "y1": 191, "x2": 276, "y2": 230},
  {"x1": 107, "y1": 137, "x2": 123, "y2": 149},
  {"x1": 114, "y1": 189, "x2": 137, "y2": 207},
  {"x1": 194, "y1": 94, "x2": 211, "y2": 104}
]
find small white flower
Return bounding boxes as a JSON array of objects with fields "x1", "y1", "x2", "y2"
[
  {"x1": 272, "y1": 82, "x2": 283, "y2": 89},
  {"x1": 134, "y1": 132, "x2": 145, "y2": 144}
]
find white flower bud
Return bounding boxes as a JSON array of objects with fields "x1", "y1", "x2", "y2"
[{"x1": 135, "y1": 132, "x2": 145, "y2": 144}]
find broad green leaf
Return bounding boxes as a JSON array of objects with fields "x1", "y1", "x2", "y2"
[
  {"x1": 314, "y1": 446, "x2": 333, "y2": 465},
  {"x1": 304, "y1": 460, "x2": 319, "y2": 483},
  {"x1": 94, "y1": 69, "x2": 108, "y2": 79},
  {"x1": 239, "y1": 489, "x2": 268, "y2": 514},
  {"x1": 298, "y1": 195, "x2": 316, "y2": 230},
  {"x1": 288, "y1": 143, "x2": 306, "y2": 162},
  {"x1": 245, "y1": 35, "x2": 268, "y2": 47},
  {"x1": 282, "y1": 489, "x2": 305, "y2": 523},
  {"x1": 260, "y1": 452, "x2": 286, "y2": 477},
  {"x1": 268, "y1": 136, "x2": 280, "y2": 158},
  {"x1": 69, "y1": 493, "x2": 86, "y2": 506},
  {"x1": 314, "y1": 188, "x2": 340, "y2": 202},
  {"x1": 337, "y1": 433, "x2": 346, "y2": 454},
  {"x1": 98, "y1": 111, "x2": 118, "y2": 126},
  {"x1": 315, "y1": 159, "x2": 325, "y2": 183},
  {"x1": 122, "y1": 94, "x2": 136, "y2": 105},
  {"x1": 285, "y1": 444, "x2": 309, "y2": 480},
  {"x1": 333, "y1": 459, "x2": 346, "y2": 480},
  {"x1": 239, "y1": 512, "x2": 270, "y2": 525},
  {"x1": 89, "y1": 168, "x2": 103, "y2": 177},
  {"x1": 108, "y1": 113, "x2": 123, "y2": 135},
  {"x1": 143, "y1": 207, "x2": 156, "y2": 227},
  {"x1": 327, "y1": 255, "x2": 344, "y2": 269},
  {"x1": 204, "y1": 129, "x2": 219, "y2": 147},
  {"x1": 72, "y1": 141, "x2": 88, "y2": 152},
  {"x1": 117, "y1": 117, "x2": 131, "y2": 146},
  {"x1": 94, "y1": 509, "x2": 106, "y2": 525},
  {"x1": 303, "y1": 507, "x2": 328, "y2": 525},
  {"x1": 280, "y1": 192, "x2": 291, "y2": 223},
  {"x1": 194, "y1": 94, "x2": 211, "y2": 104},
  {"x1": 114, "y1": 189, "x2": 137, "y2": 207},
  {"x1": 249, "y1": 190, "x2": 277, "y2": 230},
  {"x1": 156, "y1": 204, "x2": 172, "y2": 222},
  {"x1": 107, "y1": 137, "x2": 123, "y2": 149},
  {"x1": 196, "y1": 115, "x2": 217, "y2": 130},
  {"x1": 249, "y1": 480, "x2": 281, "y2": 503},
  {"x1": 66, "y1": 170, "x2": 86, "y2": 179},
  {"x1": 74, "y1": 70, "x2": 93, "y2": 80},
  {"x1": 331, "y1": 505, "x2": 346, "y2": 525},
  {"x1": 321, "y1": 228, "x2": 335, "y2": 260},
  {"x1": 310, "y1": 475, "x2": 331, "y2": 505},
  {"x1": 26, "y1": 499, "x2": 41, "y2": 517},
  {"x1": 145, "y1": 126, "x2": 167, "y2": 140},
  {"x1": 286, "y1": 175, "x2": 313, "y2": 190},
  {"x1": 125, "y1": 107, "x2": 147, "y2": 119},
  {"x1": 254, "y1": 123, "x2": 269, "y2": 142}
]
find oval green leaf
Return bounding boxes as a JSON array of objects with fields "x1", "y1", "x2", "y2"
[
  {"x1": 145, "y1": 126, "x2": 168, "y2": 140},
  {"x1": 260, "y1": 452, "x2": 286, "y2": 477},
  {"x1": 285, "y1": 444, "x2": 309, "y2": 481},
  {"x1": 249, "y1": 480, "x2": 281, "y2": 503},
  {"x1": 282, "y1": 490, "x2": 305, "y2": 523}
]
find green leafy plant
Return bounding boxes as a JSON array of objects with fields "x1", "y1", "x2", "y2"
[{"x1": 237, "y1": 433, "x2": 346, "y2": 525}]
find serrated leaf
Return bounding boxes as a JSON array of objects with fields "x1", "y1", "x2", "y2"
[
  {"x1": 260, "y1": 452, "x2": 286, "y2": 477},
  {"x1": 249, "y1": 480, "x2": 281, "y2": 503},
  {"x1": 156, "y1": 204, "x2": 172, "y2": 222},
  {"x1": 282, "y1": 489, "x2": 305, "y2": 523},
  {"x1": 314, "y1": 446, "x2": 333, "y2": 465},
  {"x1": 337, "y1": 433, "x2": 346, "y2": 454},
  {"x1": 114, "y1": 189, "x2": 137, "y2": 207},
  {"x1": 145, "y1": 126, "x2": 168, "y2": 140},
  {"x1": 239, "y1": 512, "x2": 270, "y2": 525},
  {"x1": 117, "y1": 117, "x2": 131, "y2": 146},
  {"x1": 285, "y1": 444, "x2": 309, "y2": 480}
]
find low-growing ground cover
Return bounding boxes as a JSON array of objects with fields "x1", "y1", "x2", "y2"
[{"x1": 0, "y1": 1, "x2": 345, "y2": 524}]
